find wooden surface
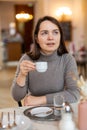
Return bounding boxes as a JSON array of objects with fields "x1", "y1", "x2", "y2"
[{"x1": 6, "y1": 42, "x2": 22, "y2": 61}]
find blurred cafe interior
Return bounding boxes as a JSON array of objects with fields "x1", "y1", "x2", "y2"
[{"x1": 0, "y1": 0, "x2": 87, "y2": 108}]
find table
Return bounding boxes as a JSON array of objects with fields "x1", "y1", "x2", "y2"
[{"x1": 0, "y1": 103, "x2": 79, "y2": 130}]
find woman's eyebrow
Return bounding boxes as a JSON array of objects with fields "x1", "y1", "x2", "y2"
[{"x1": 40, "y1": 29, "x2": 59, "y2": 32}]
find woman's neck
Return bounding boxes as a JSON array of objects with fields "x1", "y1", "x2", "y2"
[{"x1": 40, "y1": 50, "x2": 57, "y2": 56}]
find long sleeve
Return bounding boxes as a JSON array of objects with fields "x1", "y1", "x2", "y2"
[
  {"x1": 11, "y1": 54, "x2": 30, "y2": 101},
  {"x1": 46, "y1": 54, "x2": 80, "y2": 104}
]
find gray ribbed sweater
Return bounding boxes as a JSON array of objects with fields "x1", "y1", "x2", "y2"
[{"x1": 11, "y1": 51, "x2": 80, "y2": 104}]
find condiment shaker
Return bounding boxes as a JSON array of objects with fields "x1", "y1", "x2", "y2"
[{"x1": 58, "y1": 105, "x2": 76, "y2": 130}]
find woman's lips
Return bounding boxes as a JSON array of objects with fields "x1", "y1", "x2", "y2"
[{"x1": 46, "y1": 43, "x2": 55, "y2": 46}]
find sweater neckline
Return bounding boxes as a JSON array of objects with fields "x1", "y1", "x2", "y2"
[{"x1": 40, "y1": 50, "x2": 59, "y2": 62}]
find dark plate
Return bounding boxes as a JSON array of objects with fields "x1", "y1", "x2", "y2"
[{"x1": 24, "y1": 105, "x2": 62, "y2": 121}]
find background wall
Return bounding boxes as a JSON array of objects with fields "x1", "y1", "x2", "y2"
[
  {"x1": 83, "y1": 0, "x2": 87, "y2": 48},
  {"x1": 0, "y1": 0, "x2": 87, "y2": 50},
  {"x1": 35, "y1": 0, "x2": 85, "y2": 50},
  {"x1": 0, "y1": 2, "x2": 15, "y2": 29}
]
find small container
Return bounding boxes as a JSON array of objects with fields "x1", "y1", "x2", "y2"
[
  {"x1": 78, "y1": 100, "x2": 87, "y2": 130},
  {"x1": 59, "y1": 105, "x2": 76, "y2": 130}
]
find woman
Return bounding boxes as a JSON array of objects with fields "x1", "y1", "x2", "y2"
[{"x1": 11, "y1": 16, "x2": 80, "y2": 106}]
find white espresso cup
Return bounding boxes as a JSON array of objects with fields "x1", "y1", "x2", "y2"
[{"x1": 35, "y1": 62, "x2": 48, "y2": 72}]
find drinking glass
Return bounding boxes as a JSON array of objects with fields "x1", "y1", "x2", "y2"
[{"x1": 53, "y1": 95, "x2": 64, "y2": 116}]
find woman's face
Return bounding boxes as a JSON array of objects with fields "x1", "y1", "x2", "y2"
[{"x1": 36, "y1": 20, "x2": 61, "y2": 54}]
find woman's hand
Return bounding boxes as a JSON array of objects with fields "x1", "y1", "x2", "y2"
[
  {"x1": 16, "y1": 60, "x2": 36, "y2": 86},
  {"x1": 19, "y1": 60, "x2": 36, "y2": 76},
  {"x1": 24, "y1": 95, "x2": 47, "y2": 106}
]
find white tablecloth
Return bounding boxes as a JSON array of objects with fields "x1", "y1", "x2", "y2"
[{"x1": 0, "y1": 103, "x2": 79, "y2": 130}]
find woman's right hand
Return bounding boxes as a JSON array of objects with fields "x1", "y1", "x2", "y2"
[
  {"x1": 16, "y1": 60, "x2": 36, "y2": 86},
  {"x1": 19, "y1": 60, "x2": 36, "y2": 76}
]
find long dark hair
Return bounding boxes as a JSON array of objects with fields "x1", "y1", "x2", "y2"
[{"x1": 27, "y1": 16, "x2": 68, "y2": 60}]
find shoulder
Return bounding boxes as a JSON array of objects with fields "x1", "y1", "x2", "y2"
[
  {"x1": 63, "y1": 53, "x2": 75, "y2": 61},
  {"x1": 19, "y1": 53, "x2": 32, "y2": 62},
  {"x1": 62, "y1": 53, "x2": 76, "y2": 66}
]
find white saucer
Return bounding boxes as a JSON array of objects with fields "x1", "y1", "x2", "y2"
[{"x1": 30, "y1": 107, "x2": 53, "y2": 117}]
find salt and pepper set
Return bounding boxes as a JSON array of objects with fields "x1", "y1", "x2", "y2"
[{"x1": 58, "y1": 103, "x2": 76, "y2": 130}]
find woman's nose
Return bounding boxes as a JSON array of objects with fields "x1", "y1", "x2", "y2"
[{"x1": 47, "y1": 33, "x2": 53, "y2": 39}]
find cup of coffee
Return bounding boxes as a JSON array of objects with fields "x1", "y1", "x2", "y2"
[{"x1": 35, "y1": 62, "x2": 48, "y2": 72}]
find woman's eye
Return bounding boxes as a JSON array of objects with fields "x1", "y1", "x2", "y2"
[
  {"x1": 41, "y1": 31, "x2": 48, "y2": 35},
  {"x1": 53, "y1": 31, "x2": 59, "y2": 34}
]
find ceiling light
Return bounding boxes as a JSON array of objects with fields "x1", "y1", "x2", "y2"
[{"x1": 16, "y1": 11, "x2": 33, "y2": 22}]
